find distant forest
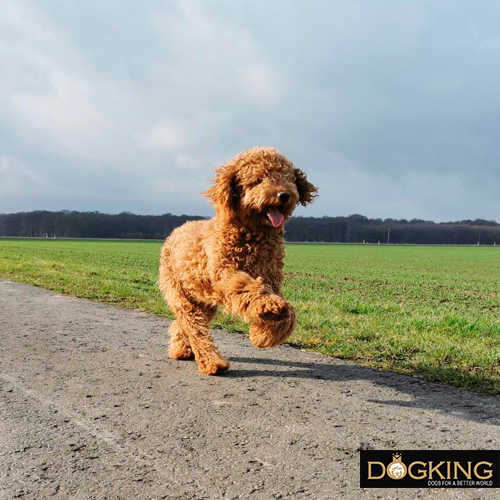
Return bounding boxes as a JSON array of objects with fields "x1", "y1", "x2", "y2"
[{"x1": 1, "y1": 211, "x2": 500, "y2": 245}]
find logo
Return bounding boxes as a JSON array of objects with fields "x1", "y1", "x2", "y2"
[
  {"x1": 386, "y1": 453, "x2": 407, "y2": 480},
  {"x1": 360, "y1": 450, "x2": 500, "y2": 488}
]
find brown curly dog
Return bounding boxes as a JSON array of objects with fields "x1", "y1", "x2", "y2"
[{"x1": 159, "y1": 147, "x2": 318, "y2": 375}]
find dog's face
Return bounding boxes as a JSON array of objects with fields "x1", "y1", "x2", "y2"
[{"x1": 205, "y1": 147, "x2": 318, "y2": 231}]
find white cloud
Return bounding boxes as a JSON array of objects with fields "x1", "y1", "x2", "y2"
[
  {"x1": 173, "y1": 153, "x2": 206, "y2": 171},
  {"x1": 150, "y1": 0, "x2": 283, "y2": 110},
  {"x1": 0, "y1": 155, "x2": 49, "y2": 205},
  {"x1": 12, "y1": 71, "x2": 111, "y2": 152},
  {"x1": 239, "y1": 65, "x2": 281, "y2": 106},
  {"x1": 140, "y1": 121, "x2": 188, "y2": 151},
  {"x1": 0, "y1": 1, "x2": 117, "y2": 163},
  {"x1": 140, "y1": 178, "x2": 178, "y2": 199}
]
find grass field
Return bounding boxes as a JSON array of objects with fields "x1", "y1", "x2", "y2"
[{"x1": 0, "y1": 238, "x2": 499, "y2": 395}]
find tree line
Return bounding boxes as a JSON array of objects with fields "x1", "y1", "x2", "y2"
[
  {"x1": 0, "y1": 211, "x2": 204, "y2": 240},
  {"x1": 0, "y1": 211, "x2": 499, "y2": 245}
]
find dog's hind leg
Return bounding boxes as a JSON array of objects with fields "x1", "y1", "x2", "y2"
[
  {"x1": 171, "y1": 297, "x2": 229, "y2": 376},
  {"x1": 168, "y1": 320, "x2": 194, "y2": 360}
]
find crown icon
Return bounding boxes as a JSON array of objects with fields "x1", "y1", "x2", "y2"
[{"x1": 387, "y1": 453, "x2": 407, "y2": 479}]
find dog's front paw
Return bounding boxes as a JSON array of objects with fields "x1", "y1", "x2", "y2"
[
  {"x1": 249, "y1": 300, "x2": 297, "y2": 348},
  {"x1": 251, "y1": 294, "x2": 290, "y2": 322}
]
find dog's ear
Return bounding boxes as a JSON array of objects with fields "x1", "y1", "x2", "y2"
[
  {"x1": 294, "y1": 168, "x2": 318, "y2": 206},
  {"x1": 204, "y1": 164, "x2": 240, "y2": 218}
]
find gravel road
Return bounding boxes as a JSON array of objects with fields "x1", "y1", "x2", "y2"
[{"x1": 1, "y1": 279, "x2": 499, "y2": 499}]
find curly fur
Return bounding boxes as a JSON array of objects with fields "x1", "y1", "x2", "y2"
[{"x1": 159, "y1": 147, "x2": 318, "y2": 375}]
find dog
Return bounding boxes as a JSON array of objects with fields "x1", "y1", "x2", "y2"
[{"x1": 159, "y1": 147, "x2": 317, "y2": 375}]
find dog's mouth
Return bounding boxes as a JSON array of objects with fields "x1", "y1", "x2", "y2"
[{"x1": 265, "y1": 207, "x2": 285, "y2": 228}]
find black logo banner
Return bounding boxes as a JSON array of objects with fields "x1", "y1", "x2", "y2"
[{"x1": 360, "y1": 450, "x2": 500, "y2": 488}]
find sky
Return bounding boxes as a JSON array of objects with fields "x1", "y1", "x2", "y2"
[{"x1": 1, "y1": 0, "x2": 500, "y2": 222}]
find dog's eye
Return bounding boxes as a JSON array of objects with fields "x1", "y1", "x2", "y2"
[{"x1": 253, "y1": 178, "x2": 263, "y2": 186}]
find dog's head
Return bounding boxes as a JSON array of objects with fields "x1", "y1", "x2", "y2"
[{"x1": 205, "y1": 147, "x2": 318, "y2": 231}]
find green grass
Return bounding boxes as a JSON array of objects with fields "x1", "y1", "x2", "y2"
[{"x1": 0, "y1": 239, "x2": 499, "y2": 395}]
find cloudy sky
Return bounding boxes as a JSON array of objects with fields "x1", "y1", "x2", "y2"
[{"x1": 1, "y1": 0, "x2": 499, "y2": 221}]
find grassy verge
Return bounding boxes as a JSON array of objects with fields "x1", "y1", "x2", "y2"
[{"x1": 0, "y1": 239, "x2": 499, "y2": 395}]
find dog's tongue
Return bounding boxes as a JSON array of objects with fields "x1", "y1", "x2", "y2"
[{"x1": 266, "y1": 208, "x2": 285, "y2": 228}]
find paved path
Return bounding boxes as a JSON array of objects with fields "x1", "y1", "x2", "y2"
[{"x1": 1, "y1": 279, "x2": 499, "y2": 499}]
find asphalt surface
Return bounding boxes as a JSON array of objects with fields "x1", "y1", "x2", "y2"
[{"x1": 1, "y1": 279, "x2": 499, "y2": 500}]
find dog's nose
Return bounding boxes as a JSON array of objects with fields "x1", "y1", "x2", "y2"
[{"x1": 278, "y1": 191, "x2": 290, "y2": 203}]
